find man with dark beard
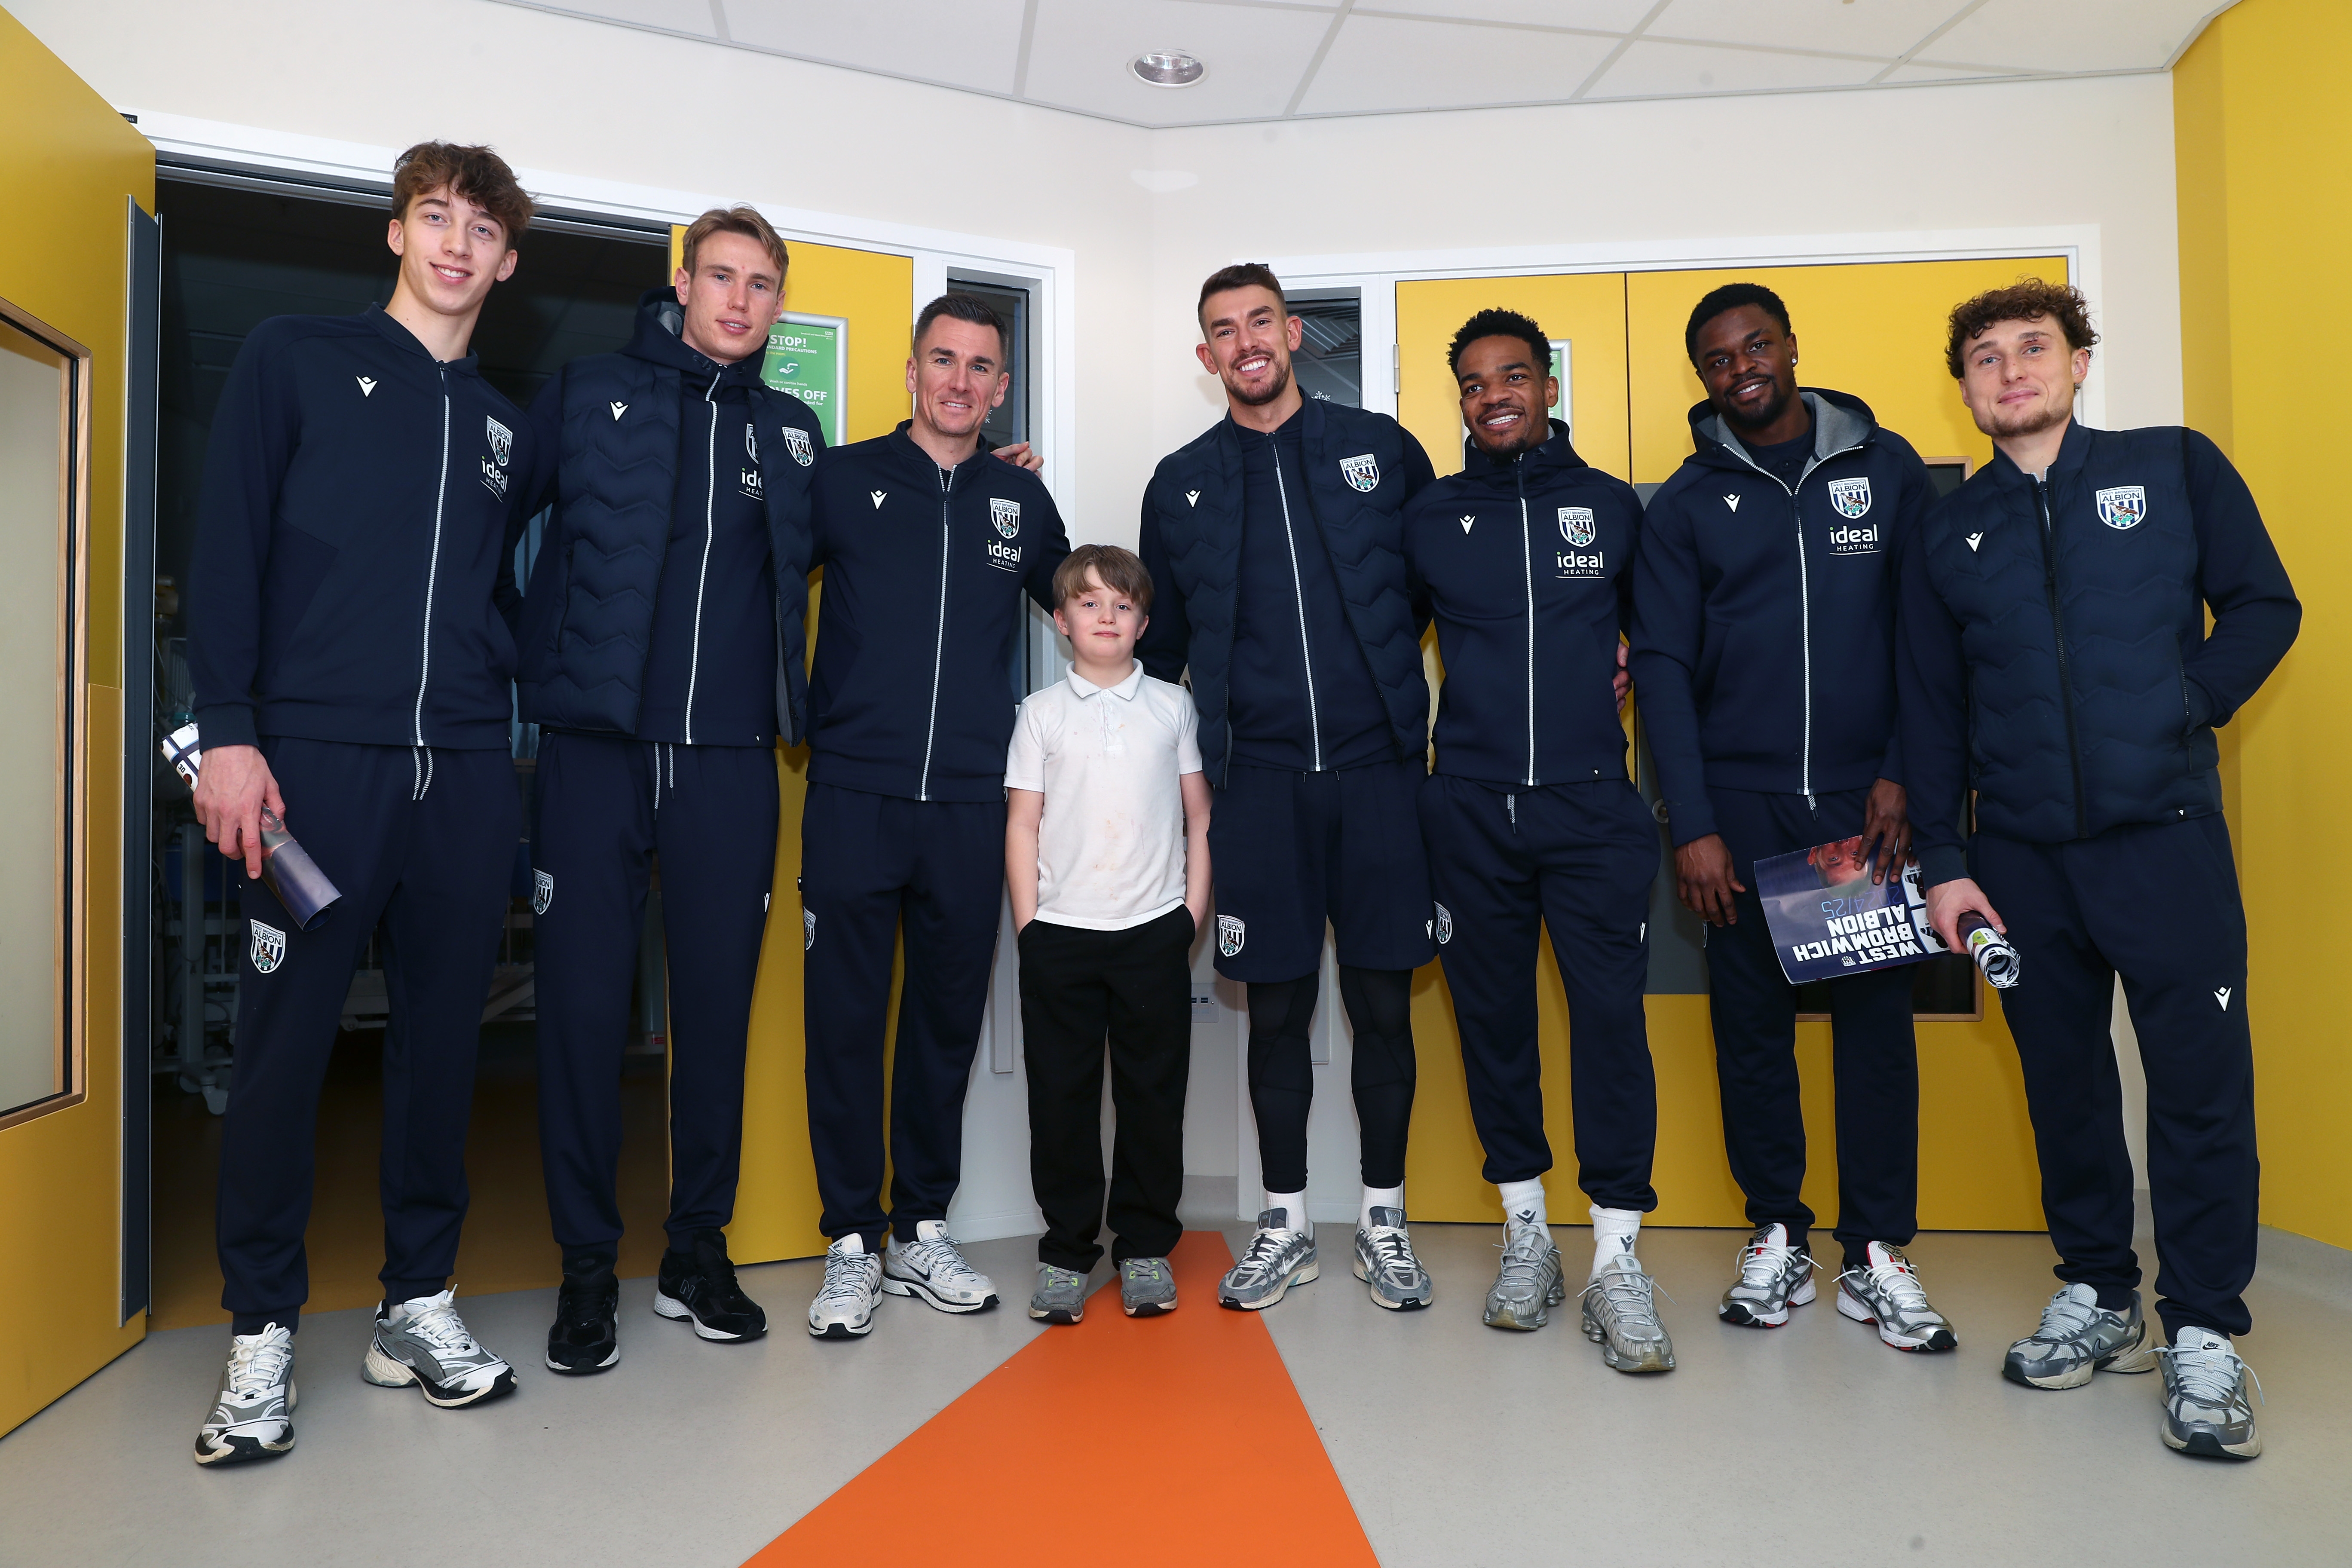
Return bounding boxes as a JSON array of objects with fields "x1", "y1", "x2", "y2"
[
  {"x1": 1629, "y1": 283, "x2": 1957, "y2": 1354},
  {"x1": 1137, "y1": 264, "x2": 1437, "y2": 1313}
]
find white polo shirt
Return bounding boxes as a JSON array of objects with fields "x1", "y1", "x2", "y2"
[{"x1": 1004, "y1": 662, "x2": 1203, "y2": 931}]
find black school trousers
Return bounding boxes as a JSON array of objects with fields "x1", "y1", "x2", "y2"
[
  {"x1": 1705, "y1": 785, "x2": 1919, "y2": 1258},
  {"x1": 532, "y1": 733, "x2": 779, "y2": 1272},
  {"x1": 1974, "y1": 814, "x2": 2257, "y2": 1339},
  {"x1": 1017, "y1": 907, "x2": 1195, "y2": 1272},
  {"x1": 217, "y1": 739, "x2": 520, "y2": 1333}
]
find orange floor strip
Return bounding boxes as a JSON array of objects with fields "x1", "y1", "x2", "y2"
[{"x1": 747, "y1": 1231, "x2": 1379, "y2": 1566}]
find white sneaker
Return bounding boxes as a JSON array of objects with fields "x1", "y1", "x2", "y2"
[
  {"x1": 882, "y1": 1221, "x2": 1000, "y2": 1313},
  {"x1": 808, "y1": 1234, "x2": 883, "y2": 1338},
  {"x1": 193, "y1": 1324, "x2": 296, "y2": 1467},
  {"x1": 361, "y1": 1289, "x2": 517, "y2": 1407},
  {"x1": 1718, "y1": 1222, "x2": 1816, "y2": 1328}
]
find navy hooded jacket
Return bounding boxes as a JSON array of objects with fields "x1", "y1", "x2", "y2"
[
  {"x1": 515, "y1": 289, "x2": 824, "y2": 746},
  {"x1": 1629, "y1": 388, "x2": 1932, "y2": 845},
  {"x1": 1899, "y1": 420, "x2": 2299, "y2": 887},
  {"x1": 188, "y1": 306, "x2": 537, "y2": 752},
  {"x1": 804, "y1": 425, "x2": 1069, "y2": 802},
  {"x1": 1404, "y1": 420, "x2": 1642, "y2": 787},
  {"x1": 1136, "y1": 399, "x2": 1435, "y2": 785}
]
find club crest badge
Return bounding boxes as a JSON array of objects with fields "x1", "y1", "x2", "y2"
[
  {"x1": 249, "y1": 919, "x2": 286, "y2": 975},
  {"x1": 1217, "y1": 914, "x2": 1246, "y2": 958},
  {"x1": 745, "y1": 426, "x2": 759, "y2": 464},
  {"x1": 1339, "y1": 453, "x2": 1380, "y2": 493},
  {"x1": 1828, "y1": 477, "x2": 1872, "y2": 519},
  {"x1": 1433, "y1": 902, "x2": 1454, "y2": 945},
  {"x1": 991, "y1": 497, "x2": 1021, "y2": 539},
  {"x1": 1559, "y1": 508, "x2": 1596, "y2": 548},
  {"x1": 485, "y1": 416, "x2": 512, "y2": 467},
  {"x1": 533, "y1": 870, "x2": 553, "y2": 915},
  {"x1": 804, "y1": 908, "x2": 816, "y2": 951},
  {"x1": 2095, "y1": 485, "x2": 2147, "y2": 530},
  {"x1": 782, "y1": 426, "x2": 814, "y2": 467}
]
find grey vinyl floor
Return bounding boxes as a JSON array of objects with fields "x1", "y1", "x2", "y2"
[{"x1": 3, "y1": 1226, "x2": 2345, "y2": 1567}]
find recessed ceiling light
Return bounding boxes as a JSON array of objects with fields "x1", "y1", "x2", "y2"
[{"x1": 1131, "y1": 51, "x2": 1206, "y2": 88}]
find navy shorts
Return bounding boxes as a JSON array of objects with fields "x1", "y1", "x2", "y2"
[{"x1": 1207, "y1": 757, "x2": 1435, "y2": 983}]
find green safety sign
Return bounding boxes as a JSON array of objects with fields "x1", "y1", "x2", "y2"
[{"x1": 761, "y1": 315, "x2": 845, "y2": 448}]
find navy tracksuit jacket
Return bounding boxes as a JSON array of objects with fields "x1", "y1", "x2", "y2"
[
  {"x1": 1900, "y1": 419, "x2": 2298, "y2": 1336},
  {"x1": 1403, "y1": 422, "x2": 1658, "y2": 1208},
  {"x1": 1629, "y1": 389, "x2": 1933, "y2": 1255},
  {"x1": 515, "y1": 290, "x2": 825, "y2": 1270},
  {"x1": 186, "y1": 306, "x2": 538, "y2": 1329},
  {"x1": 801, "y1": 425, "x2": 1069, "y2": 1248}
]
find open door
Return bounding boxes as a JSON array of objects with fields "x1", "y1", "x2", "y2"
[{"x1": 0, "y1": 13, "x2": 156, "y2": 1437}]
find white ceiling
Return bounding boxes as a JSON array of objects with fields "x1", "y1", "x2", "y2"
[{"x1": 487, "y1": 0, "x2": 2236, "y2": 128}]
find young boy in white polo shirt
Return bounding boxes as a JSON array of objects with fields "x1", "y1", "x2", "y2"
[{"x1": 1007, "y1": 545, "x2": 1212, "y2": 1323}]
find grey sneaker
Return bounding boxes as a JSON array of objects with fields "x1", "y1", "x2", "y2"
[
  {"x1": 361, "y1": 1290, "x2": 516, "y2": 1408},
  {"x1": 1030, "y1": 1262, "x2": 1088, "y2": 1325},
  {"x1": 1119, "y1": 1257, "x2": 1179, "y2": 1317},
  {"x1": 1352, "y1": 1207, "x2": 1433, "y2": 1311},
  {"x1": 2003, "y1": 1283, "x2": 2159, "y2": 1389},
  {"x1": 1719, "y1": 1222, "x2": 1816, "y2": 1327},
  {"x1": 193, "y1": 1323, "x2": 296, "y2": 1467},
  {"x1": 1484, "y1": 1218, "x2": 1565, "y2": 1330},
  {"x1": 808, "y1": 1235, "x2": 882, "y2": 1338},
  {"x1": 1835, "y1": 1242, "x2": 1957, "y2": 1352},
  {"x1": 1218, "y1": 1211, "x2": 1319, "y2": 1311},
  {"x1": 1582, "y1": 1253, "x2": 1676, "y2": 1373},
  {"x1": 882, "y1": 1221, "x2": 1000, "y2": 1314},
  {"x1": 2159, "y1": 1327, "x2": 2263, "y2": 1460}
]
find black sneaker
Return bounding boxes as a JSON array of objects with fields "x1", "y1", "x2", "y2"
[
  {"x1": 545, "y1": 1271, "x2": 620, "y2": 1375},
  {"x1": 653, "y1": 1230, "x2": 768, "y2": 1341}
]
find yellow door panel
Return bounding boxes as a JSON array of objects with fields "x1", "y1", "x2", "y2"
[{"x1": 1396, "y1": 273, "x2": 1631, "y2": 481}]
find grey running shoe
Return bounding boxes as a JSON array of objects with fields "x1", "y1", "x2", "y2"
[
  {"x1": 2159, "y1": 1326, "x2": 2263, "y2": 1460},
  {"x1": 808, "y1": 1235, "x2": 882, "y2": 1338},
  {"x1": 882, "y1": 1220, "x2": 1000, "y2": 1314},
  {"x1": 1352, "y1": 1207, "x2": 1433, "y2": 1311},
  {"x1": 1835, "y1": 1241, "x2": 1957, "y2": 1352},
  {"x1": 1582, "y1": 1254, "x2": 1676, "y2": 1373},
  {"x1": 193, "y1": 1323, "x2": 296, "y2": 1467},
  {"x1": 362, "y1": 1290, "x2": 516, "y2": 1408},
  {"x1": 1217, "y1": 1212, "x2": 1319, "y2": 1311},
  {"x1": 1120, "y1": 1256, "x2": 1179, "y2": 1317},
  {"x1": 1030, "y1": 1262, "x2": 1088, "y2": 1325},
  {"x1": 1484, "y1": 1218, "x2": 1566, "y2": 1331},
  {"x1": 2003, "y1": 1283, "x2": 2159, "y2": 1389},
  {"x1": 1719, "y1": 1222, "x2": 1816, "y2": 1328}
]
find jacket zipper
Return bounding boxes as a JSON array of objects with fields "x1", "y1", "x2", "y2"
[
  {"x1": 682, "y1": 369, "x2": 721, "y2": 744},
  {"x1": 1724, "y1": 436, "x2": 1861, "y2": 806},
  {"x1": 917, "y1": 464, "x2": 954, "y2": 801},
  {"x1": 1270, "y1": 450, "x2": 1324, "y2": 772},
  {"x1": 412, "y1": 366, "x2": 451, "y2": 750},
  {"x1": 1515, "y1": 465, "x2": 1536, "y2": 787},
  {"x1": 2035, "y1": 478, "x2": 2090, "y2": 837}
]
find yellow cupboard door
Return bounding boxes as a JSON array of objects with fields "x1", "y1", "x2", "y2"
[
  {"x1": 1626, "y1": 257, "x2": 2070, "y2": 1231},
  {"x1": 0, "y1": 14, "x2": 152, "y2": 1436}
]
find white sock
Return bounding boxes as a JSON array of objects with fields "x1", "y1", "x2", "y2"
[
  {"x1": 1262, "y1": 1189, "x2": 1308, "y2": 1234},
  {"x1": 1591, "y1": 1205, "x2": 1643, "y2": 1276},
  {"x1": 1360, "y1": 1184, "x2": 1405, "y2": 1231},
  {"x1": 1498, "y1": 1179, "x2": 1549, "y2": 1234}
]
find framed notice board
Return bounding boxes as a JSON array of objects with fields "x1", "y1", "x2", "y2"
[{"x1": 762, "y1": 312, "x2": 847, "y2": 448}]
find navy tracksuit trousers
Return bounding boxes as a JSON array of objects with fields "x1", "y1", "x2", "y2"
[
  {"x1": 800, "y1": 783, "x2": 1005, "y2": 1251},
  {"x1": 1420, "y1": 775, "x2": 1660, "y2": 1208},
  {"x1": 531, "y1": 732, "x2": 779, "y2": 1272},
  {"x1": 1704, "y1": 785, "x2": 1919, "y2": 1259},
  {"x1": 1973, "y1": 814, "x2": 2257, "y2": 1339},
  {"x1": 217, "y1": 739, "x2": 521, "y2": 1333}
]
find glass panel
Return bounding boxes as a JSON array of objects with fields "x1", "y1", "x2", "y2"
[{"x1": 0, "y1": 312, "x2": 69, "y2": 1118}]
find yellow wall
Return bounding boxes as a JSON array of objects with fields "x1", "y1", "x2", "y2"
[
  {"x1": 2174, "y1": 0, "x2": 2352, "y2": 1250},
  {"x1": 0, "y1": 10, "x2": 150, "y2": 1436}
]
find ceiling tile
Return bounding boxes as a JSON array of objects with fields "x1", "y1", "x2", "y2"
[
  {"x1": 1646, "y1": 0, "x2": 1953, "y2": 59},
  {"x1": 1583, "y1": 36, "x2": 1885, "y2": 98},
  {"x1": 545, "y1": 0, "x2": 720, "y2": 36},
  {"x1": 1023, "y1": 0, "x2": 1336, "y2": 125},
  {"x1": 1299, "y1": 11, "x2": 1620, "y2": 114},
  {"x1": 1926, "y1": 0, "x2": 2227, "y2": 74},
  {"x1": 722, "y1": 0, "x2": 1028, "y2": 94},
  {"x1": 1354, "y1": 0, "x2": 1652, "y2": 31}
]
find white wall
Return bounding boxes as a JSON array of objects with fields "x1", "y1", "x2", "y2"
[{"x1": 23, "y1": 0, "x2": 2179, "y2": 1216}]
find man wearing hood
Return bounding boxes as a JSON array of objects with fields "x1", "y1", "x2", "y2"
[
  {"x1": 1629, "y1": 283, "x2": 1957, "y2": 1354},
  {"x1": 515, "y1": 206, "x2": 823, "y2": 1372},
  {"x1": 1403, "y1": 310, "x2": 1670, "y2": 1373}
]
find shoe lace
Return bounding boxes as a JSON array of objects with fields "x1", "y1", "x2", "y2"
[
  {"x1": 1733, "y1": 1234, "x2": 1812, "y2": 1292},
  {"x1": 1838, "y1": 1248, "x2": 1931, "y2": 1314},
  {"x1": 1122, "y1": 1259, "x2": 1170, "y2": 1287},
  {"x1": 2159, "y1": 1342, "x2": 2265, "y2": 1410},
  {"x1": 1363, "y1": 1226, "x2": 1419, "y2": 1282},
  {"x1": 1230, "y1": 1228, "x2": 1297, "y2": 1284},
  {"x1": 396, "y1": 1298, "x2": 480, "y2": 1357},
  {"x1": 1583, "y1": 1261, "x2": 1672, "y2": 1326},
  {"x1": 906, "y1": 1232, "x2": 984, "y2": 1286},
  {"x1": 818, "y1": 1249, "x2": 878, "y2": 1306},
  {"x1": 226, "y1": 1333, "x2": 292, "y2": 1398},
  {"x1": 1493, "y1": 1225, "x2": 1552, "y2": 1291},
  {"x1": 2029, "y1": 1286, "x2": 2104, "y2": 1345}
]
